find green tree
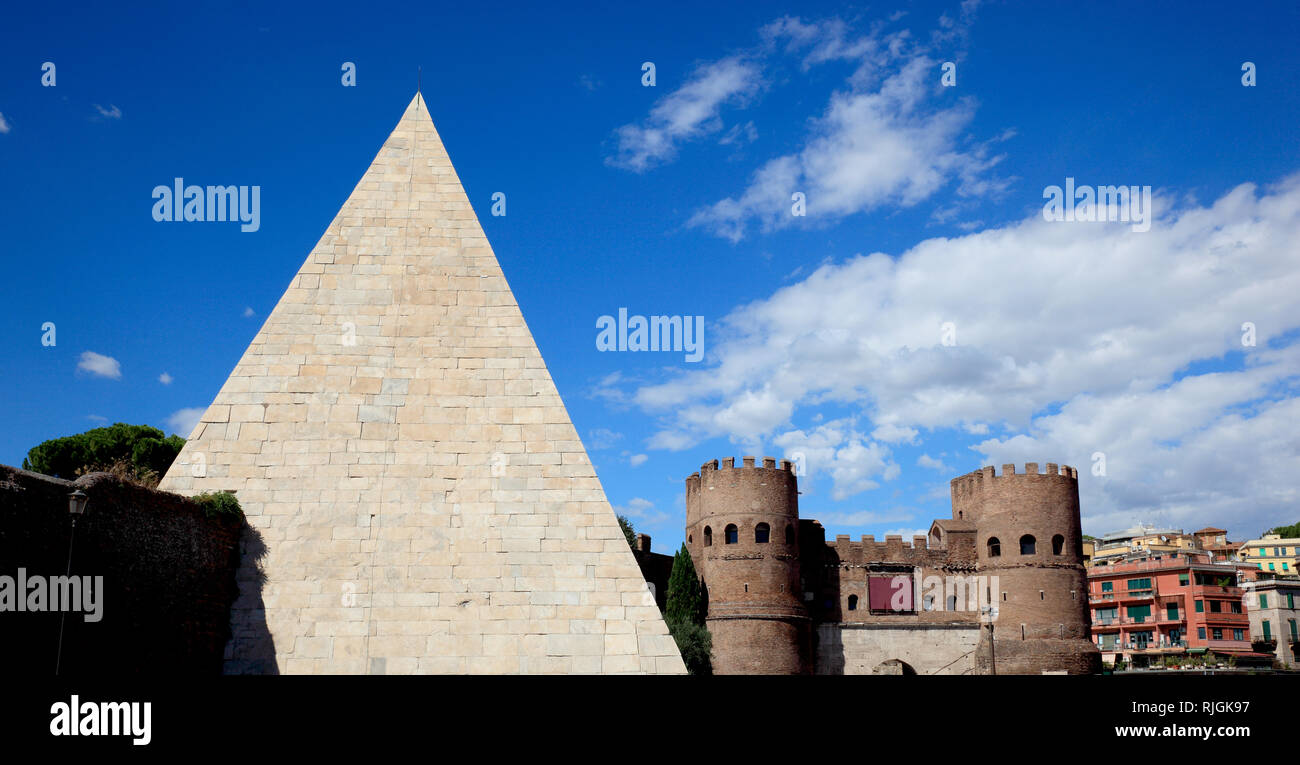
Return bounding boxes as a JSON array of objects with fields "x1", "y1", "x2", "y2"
[
  {"x1": 1267, "y1": 522, "x2": 1300, "y2": 538},
  {"x1": 22, "y1": 423, "x2": 185, "y2": 486},
  {"x1": 618, "y1": 514, "x2": 637, "y2": 550},
  {"x1": 665, "y1": 543, "x2": 712, "y2": 674}
]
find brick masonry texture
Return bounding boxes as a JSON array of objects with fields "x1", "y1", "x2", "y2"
[
  {"x1": 685, "y1": 458, "x2": 1100, "y2": 674},
  {"x1": 0, "y1": 466, "x2": 242, "y2": 675},
  {"x1": 157, "y1": 94, "x2": 685, "y2": 675}
]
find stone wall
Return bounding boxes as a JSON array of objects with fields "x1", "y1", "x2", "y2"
[
  {"x1": 0, "y1": 465, "x2": 242, "y2": 675},
  {"x1": 815, "y1": 622, "x2": 982, "y2": 675}
]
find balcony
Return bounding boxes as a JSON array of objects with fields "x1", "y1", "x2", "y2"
[
  {"x1": 1200, "y1": 611, "x2": 1249, "y2": 624},
  {"x1": 1205, "y1": 639, "x2": 1251, "y2": 650},
  {"x1": 1092, "y1": 613, "x2": 1172, "y2": 626},
  {"x1": 1111, "y1": 639, "x2": 1187, "y2": 652}
]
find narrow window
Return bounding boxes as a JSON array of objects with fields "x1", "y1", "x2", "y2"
[
  {"x1": 755, "y1": 523, "x2": 770, "y2": 544},
  {"x1": 725, "y1": 524, "x2": 738, "y2": 545},
  {"x1": 1052, "y1": 534, "x2": 1065, "y2": 555},
  {"x1": 987, "y1": 537, "x2": 1001, "y2": 557},
  {"x1": 1020, "y1": 535, "x2": 1036, "y2": 555},
  {"x1": 703, "y1": 526, "x2": 712, "y2": 547},
  {"x1": 848, "y1": 594, "x2": 858, "y2": 611}
]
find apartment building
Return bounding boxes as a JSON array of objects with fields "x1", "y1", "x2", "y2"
[
  {"x1": 1087, "y1": 549, "x2": 1265, "y2": 667},
  {"x1": 1241, "y1": 576, "x2": 1300, "y2": 667}
]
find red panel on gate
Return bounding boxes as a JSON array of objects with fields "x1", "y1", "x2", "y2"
[{"x1": 868, "y1": 575, "x2": 913, "y2": 612}]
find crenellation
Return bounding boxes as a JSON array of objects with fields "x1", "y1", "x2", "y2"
[{"x1": 686, "y1": 453, "x2": 1099, "y2": 674}]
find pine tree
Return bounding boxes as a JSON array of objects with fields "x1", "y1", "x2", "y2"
[
  {"x1": 665, "y1": 544, "x2": 712, "y2": 674},
  {"x1": 618, "y1": 515, "x2": 637, "y2": 550}
]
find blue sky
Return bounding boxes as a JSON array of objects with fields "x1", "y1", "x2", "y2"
[{"x1": 3, "y1": 1, "x2": 1299, "y2": 552}]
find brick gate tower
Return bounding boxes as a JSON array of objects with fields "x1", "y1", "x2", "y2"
[
  {"x1": 950, "y1": 463, "x2": 1101, "y2": 674},
  {"x1": 685, "y1": 457, "x2": 810, "y2": 674}
]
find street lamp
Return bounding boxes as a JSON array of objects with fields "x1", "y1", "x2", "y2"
[
  {"x1": 56, "y1": 489, "x2": 89, "y2": 675},
  {"x1": 68, "y1": 489, "x2": 88, "y2": 517}
]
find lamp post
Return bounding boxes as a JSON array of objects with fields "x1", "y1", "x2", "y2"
[{"x1": 55, "y1": 489, "x2": 89, "y2": 675}]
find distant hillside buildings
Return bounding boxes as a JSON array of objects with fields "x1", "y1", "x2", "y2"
[{"x1": 1083, "y1": 523, "x2": 1300, "y2": 669}]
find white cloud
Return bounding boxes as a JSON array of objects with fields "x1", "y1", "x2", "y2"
[
  {"x1": 613, "y1": 496, "x2": 669, "y2": 527},
  {"x1": 719, "y1": 121, "x2": 757, "y2": 147},
  {"x1": 607, "y1": 56, "x2": 762, "y2": 172},
  {"x1": 917, "y1": 453, "x2": 951, "y2": 472},
  {"x1": 164, "y1": 407, "x2": 205, "y2": 438},
  {"x1": 773, "y1": 419, "x2": 900, "y2": 500},
  {"x1": 625, "y1": 175, "x2": 1300, "y2": 536},
  {"x1": 0, "y1": 113, "x2": 10, "y2": 134},
  {"x1": 93, "y1": 104, "x2": 122, "y2": 119},
  {"x1": 689, "y1": 53, "x2": 1003, "y2": 241},
  {"x1": 77, "y1": 351, "x2": 121, "y2": 379},
  {"x1": 871, "y1": 423, "x2": 918, "y2": 443},
  {"x1": 242, "y1": 307, "x2": 255, "y2": 318},
  {"x1": 882, "y1": 527, "x2": 931, "y2": 539},
  {"x1": 159, "y1": 372, "x2": 173, "y2": 385},
  {"x1": 628, "y1": 453, "x2": 649, "y2": 467},
  {"x1": 586, "y1": 428, "x2": 623, "y2": 450},
  {"x1": 812, "y1": 507, "x2": 916, "y2": 527}
]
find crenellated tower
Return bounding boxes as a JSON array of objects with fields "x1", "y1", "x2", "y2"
[
  {"x1": 950, "y1": 463, "x2": 1101, "y2": 674},
  {"x1": 685, "y1": 457, "x2": 810, "y2": 674}
]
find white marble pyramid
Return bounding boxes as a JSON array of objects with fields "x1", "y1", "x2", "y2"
[{"x1": 159, "y1": 93, "x2": 685, "y2": 674}]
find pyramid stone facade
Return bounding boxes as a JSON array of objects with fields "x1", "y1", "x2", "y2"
[{"x1": 159, "y1": 94, "x2": 685, "y2": 674}]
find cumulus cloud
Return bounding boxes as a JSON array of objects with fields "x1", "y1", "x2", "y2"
[
  {"x1": 604, "y1": 10, "x2": 1002, "y2": 240},
  {"x1": 689, "y1": 31, "x2": 1004, "y2": 241},
  {"x1": 917, "y1": 453, "x2": 952, "y2": 472},
  {"x1": 813, "y1": 507, "x2": 918, "y2": 527},
  {"x1": 607, "y1": 56, "x2": 762, "y2": 172},
  {"x1": 628, "y1": 453, "x2": 649, "y2": 467},
  {"x1": 616, "y1": 174, "x2": 1300, "y2": 533},
  {"x1": 0, "y1": 113, "x2": 10, "y2": 134},
  {"x1": 882, "y1": 527, "x2": 931, "y2": 539},
  {"x1": 586, "y1": 428, "x2": 623, "y2": 450},
  {"x1": 158, "y1": 372, "x2": 173, "y2": 385},
  {"x1": 613, "y1": 496, "x2": 669, "y2": 527},
  {"x1": 165, "y1": 407, "x2": 205, "y2": 438},
  {"x1": 242, "y1": 307, "x2": 255, "y2": 318},
  {"x1": 773, "y1": 419, "x2": 901, "y2": 500},
  {"x1": 77, "y1": 351, "x2": 121, "y2": 379}
]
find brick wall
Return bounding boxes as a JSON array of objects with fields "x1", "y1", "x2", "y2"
[{"x1": 0, "y1": 465, "x2": 242, "y2": 675}]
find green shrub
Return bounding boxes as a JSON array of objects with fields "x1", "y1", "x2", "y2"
[
  {"x1": 192, "y1": 491, "x2": 244, "y2": 520},
  {"x1": 668, "y1": 620, "x2": 713, "y2": 676}
]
